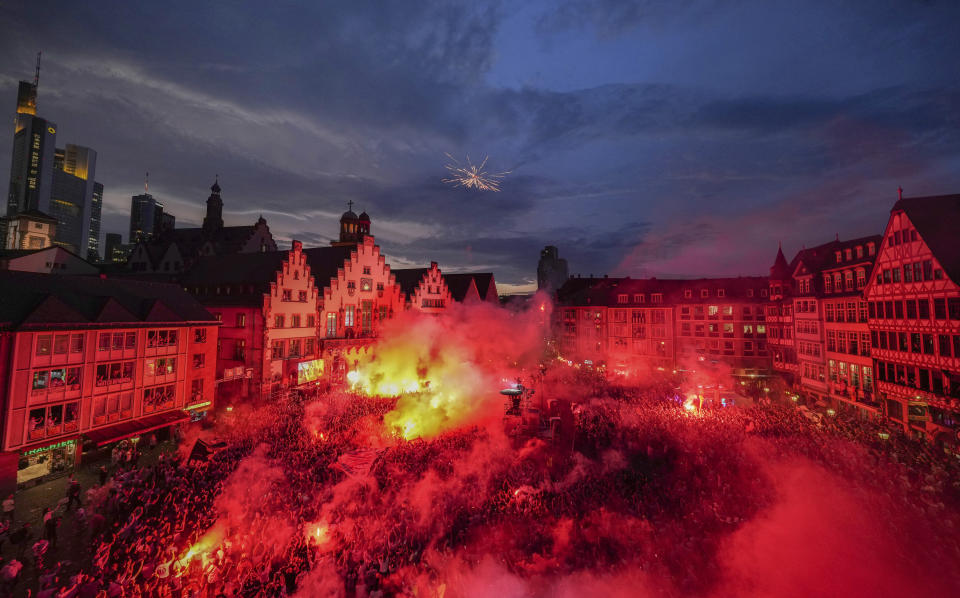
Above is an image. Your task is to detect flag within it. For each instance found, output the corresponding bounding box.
[188,439,210,462]
[333,448,379,479]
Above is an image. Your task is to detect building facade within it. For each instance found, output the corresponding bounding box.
[392,262,453,314]
[865,194,960,445]
[0,272,218,494]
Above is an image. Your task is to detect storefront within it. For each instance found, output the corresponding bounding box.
[17,438,79,488]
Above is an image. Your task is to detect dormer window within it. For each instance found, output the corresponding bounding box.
[844,248,852,261]
[717,289,725,297]
[618,294,628,304]
[867,242,875,255]
[855,246,863,258]
[684,290,692,299]
[634,294,644,303]
[835,251,842,263]
[700,289,708,298]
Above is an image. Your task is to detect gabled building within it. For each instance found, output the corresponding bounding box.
[0,245,99,275]
[392,262,453,313]
[865,193,960,444]
[182,241,323,401]
[183,212,407,398]
[127,180,277,275]
[0,271,218,494]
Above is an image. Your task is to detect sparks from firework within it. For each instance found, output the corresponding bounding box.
[442,153,509,192]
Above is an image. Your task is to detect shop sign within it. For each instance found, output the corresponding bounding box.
[185,401,212,411]
[23,438,75,457]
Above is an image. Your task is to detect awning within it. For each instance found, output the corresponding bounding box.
[84,410,189,447]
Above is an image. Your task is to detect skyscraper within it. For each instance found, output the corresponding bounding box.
[129,192,165,243]
[88,181,103,260]
[49,144,97,255]
[7,79,57,219]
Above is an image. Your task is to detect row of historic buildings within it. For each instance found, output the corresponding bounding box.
[550,192,960,447]
[0,188,497,494]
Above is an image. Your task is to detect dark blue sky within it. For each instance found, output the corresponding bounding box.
[2,0,959,292]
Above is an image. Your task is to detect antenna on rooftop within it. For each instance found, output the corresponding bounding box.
[145,171,149,193]
[34,52,41,87]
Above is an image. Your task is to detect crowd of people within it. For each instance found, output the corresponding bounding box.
[1,367,959,597]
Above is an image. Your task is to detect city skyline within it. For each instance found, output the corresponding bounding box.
[1,1,959,292]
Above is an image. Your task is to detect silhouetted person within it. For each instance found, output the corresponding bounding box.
[66,477,81,510]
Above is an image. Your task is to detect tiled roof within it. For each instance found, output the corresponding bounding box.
[302,246,356,287]
[556,276,769,307]
[892,194,960,284]
[0,271,216,330]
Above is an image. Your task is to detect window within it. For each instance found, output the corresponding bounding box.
[306,315,315,328]
[69,334,84,354]
[618,294,628,304]
[933,298,946,320]
[361,301,373,332]
[146,357,177,377]
[146,330,178,348]
[717,289,725,297]
[856,269,866,289]
[192,353,205,369]
[215,313,222,322]
[53,335,69,354]
[634,294,645,303]
[904,264,913,283]
[700,289,708,298]
[950,298,960,320]
[824,275,832,293]
[288,339,301,358]
[651,294,662,304]
[906,300,917,320]
[363,266,372,275]
[272,340,284,359]
[237,313,246,327]
[291,314,301,328]
[684,290,692,299]
[298,290,308,302]
[190,379,204,402]
[194,328,207,343]
[939,335,952,358]
[326,313,337,337]
[845,248,852,261]
[274,315,284,328]
[234,340,246,361]
[305,338,315,355]
[36,334,52,356]
[918,299,930,320]
[95,361,134,386]
[835,251,842,263]
[282,289,292,301]
[379,306,388,321]
[143,384,176,413]
[345,305,355,327]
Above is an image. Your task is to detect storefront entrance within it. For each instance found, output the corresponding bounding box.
[17,438,78,488]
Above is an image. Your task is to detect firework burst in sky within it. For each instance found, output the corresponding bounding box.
[442,153,510,192]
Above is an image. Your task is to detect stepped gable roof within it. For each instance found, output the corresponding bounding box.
[470,273,495,297]
[0,271,215,330]
[391,268,430,297]
[892,193,960,284]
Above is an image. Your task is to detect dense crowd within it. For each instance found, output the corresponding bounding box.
[2,369,960,597]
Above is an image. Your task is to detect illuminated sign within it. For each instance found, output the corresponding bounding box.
[47,126,56,134]
[298,359,324,385]
[185,401,212,411]
[23,438,75,457]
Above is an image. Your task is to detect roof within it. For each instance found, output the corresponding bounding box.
[182,250,289,287]
[556,276,769,307]
[180,245,356,306]
[0,271,217,330]
[13,209,58,224]
[0,248,45,260]
[789,234,883,296]
[892,194,960,284]
[770,245,791,280]
[443,273,479,302]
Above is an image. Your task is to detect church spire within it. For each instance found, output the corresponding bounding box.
[203,176,224,234]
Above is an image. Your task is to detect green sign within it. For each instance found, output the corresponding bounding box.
[23,438,75,457]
